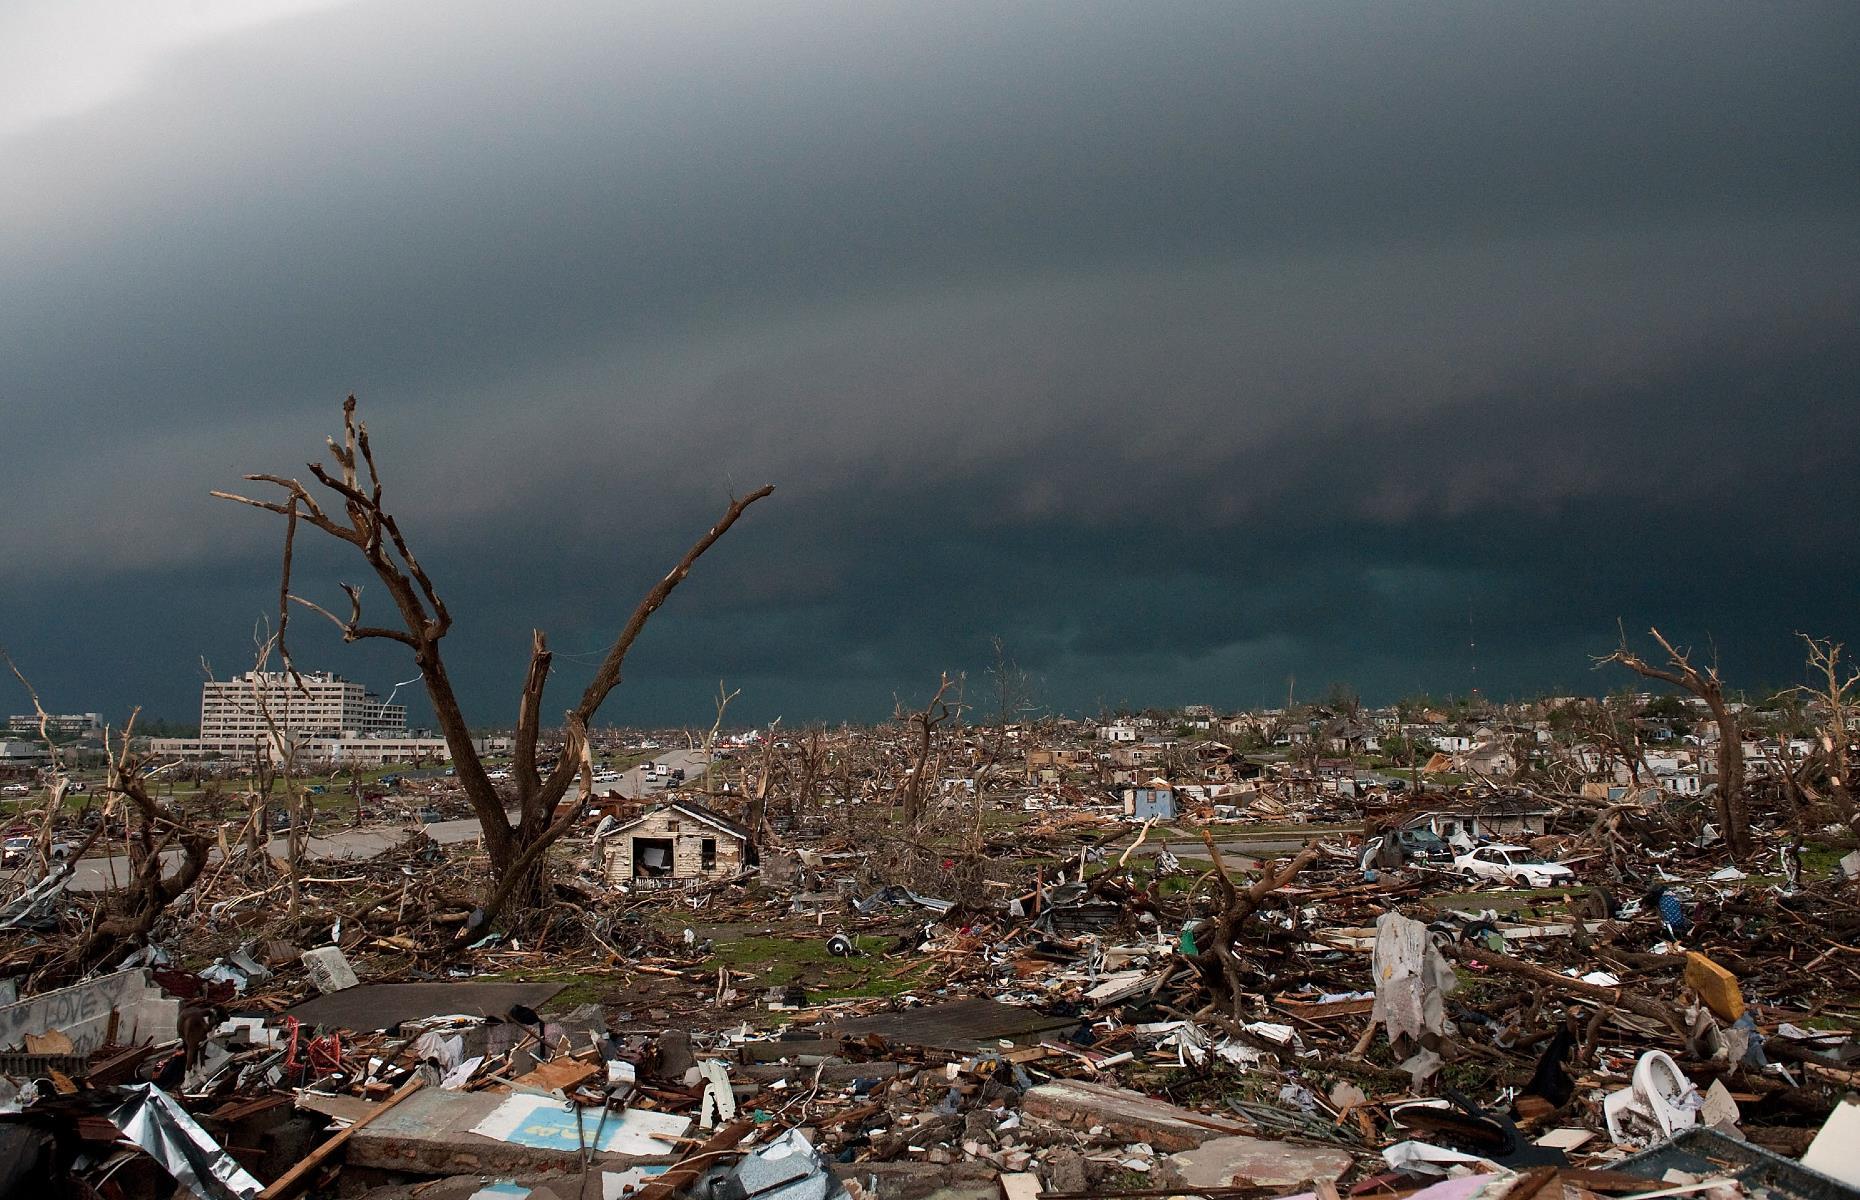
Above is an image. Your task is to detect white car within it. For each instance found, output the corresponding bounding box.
[2,836,72,865]
[1453,845,1574,888]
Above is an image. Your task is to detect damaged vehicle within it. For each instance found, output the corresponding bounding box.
[1453,843,1574,888]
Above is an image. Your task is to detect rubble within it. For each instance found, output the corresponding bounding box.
[1020,1078,1246,1151]
[0,698,1857,1200]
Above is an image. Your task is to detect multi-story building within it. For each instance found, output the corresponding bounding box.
[199,671,406,740]
[150,671,448,764]
[6,712,102,739]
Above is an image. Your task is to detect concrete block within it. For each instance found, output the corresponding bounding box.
[0,969,161,1055]
[301,946,360,993]
[124,996,180,1046]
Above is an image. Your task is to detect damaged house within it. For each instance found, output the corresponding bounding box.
[598,800,754,887]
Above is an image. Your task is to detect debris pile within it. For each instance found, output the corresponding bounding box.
[1,707,1858,1200]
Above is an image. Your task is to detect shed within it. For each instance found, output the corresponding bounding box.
[599,800,753,888]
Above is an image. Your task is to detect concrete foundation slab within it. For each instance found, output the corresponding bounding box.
[285,981,565,1031]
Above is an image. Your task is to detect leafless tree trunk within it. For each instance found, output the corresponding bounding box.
[2,649,74,873]
[697,681,741,802]
[217,396,772,934]
[1600,626,1750,860]
[1796,634,1857,826]
[244,630,311,921]
[896,673,959,827]
[740,716,781,840]
[55,715,211,980]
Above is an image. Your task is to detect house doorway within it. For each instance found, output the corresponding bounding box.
[634,837,675,878]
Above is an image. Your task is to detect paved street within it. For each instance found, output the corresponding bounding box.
[67,748,712,892]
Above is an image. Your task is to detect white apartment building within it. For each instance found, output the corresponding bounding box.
[200,671,406,740]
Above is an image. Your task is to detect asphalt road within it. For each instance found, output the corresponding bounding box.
[66,747,713,893]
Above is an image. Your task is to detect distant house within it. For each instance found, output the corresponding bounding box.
[1098,724,1139,743]
[1122,781,1177,821]
[1323,721,1382,754]
[1459,741,1517,778]
[599,800,753,888]
[0,741,51,765]
[1405,796,1552,850]
[1657,768,1703,796]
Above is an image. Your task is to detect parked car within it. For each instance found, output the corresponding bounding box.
[1453,844,1574,888]
[1383,822,1450,859]
[2,836,73,865]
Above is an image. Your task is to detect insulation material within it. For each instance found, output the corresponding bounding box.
[1369,912,1457,1041]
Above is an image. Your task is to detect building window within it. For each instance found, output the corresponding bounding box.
[701,838,717,870]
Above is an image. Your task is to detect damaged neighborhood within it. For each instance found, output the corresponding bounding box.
[7,5,1860,1200]
[6,424,1860,1200]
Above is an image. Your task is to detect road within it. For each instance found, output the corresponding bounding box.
[66,748,713,892]
[589,747,712,801]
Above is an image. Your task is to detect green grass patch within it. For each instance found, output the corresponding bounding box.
[478,967,633,1009]
[1801,838,1855,880]
[704,934,931,1000]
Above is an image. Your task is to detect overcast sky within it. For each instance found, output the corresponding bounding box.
[3,1,1858,728]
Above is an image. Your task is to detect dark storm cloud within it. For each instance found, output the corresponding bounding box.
[1,1,1857,724]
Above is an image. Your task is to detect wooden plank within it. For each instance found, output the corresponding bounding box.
[292,1092,378,1124]
[258,1077,423,1200]
[628,1118,755,1200]
[513,1056,600,1093]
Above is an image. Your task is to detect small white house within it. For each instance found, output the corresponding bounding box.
[599,800,753,888]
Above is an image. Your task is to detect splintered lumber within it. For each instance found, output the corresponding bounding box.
[627,1117,755,1200]
[258,1077,424,1200]
[512,1055,601,1093]
[1446,942,1686,1036]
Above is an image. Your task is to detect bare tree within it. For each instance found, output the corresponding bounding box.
[1563,693,1650,786]
[217,396,771,932]
[1600,626,1749,860]
[1795,633,1858,825]
[896,672,960,826]
[741,717,782,841]
[242,629,314,921]
[42,714,212,982]
[2,649,74,873]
